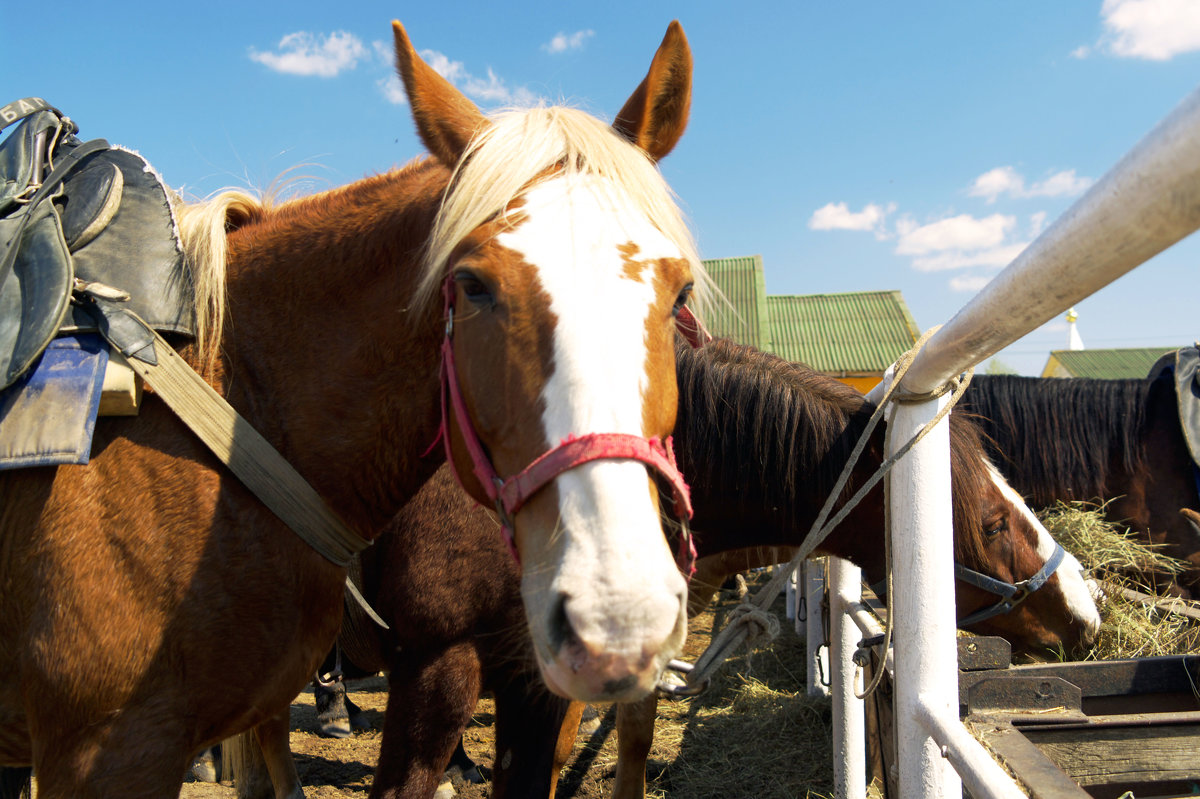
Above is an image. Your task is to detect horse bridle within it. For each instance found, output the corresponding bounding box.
[436,273,698,575]
[953,540,1067,627]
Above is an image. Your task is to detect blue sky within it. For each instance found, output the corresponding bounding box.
[5,1,1198,375]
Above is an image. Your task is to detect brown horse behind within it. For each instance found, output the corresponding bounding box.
[962,372,1200,595]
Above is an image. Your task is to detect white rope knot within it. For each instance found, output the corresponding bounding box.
[726,602,781,649]
[891,372,968,404]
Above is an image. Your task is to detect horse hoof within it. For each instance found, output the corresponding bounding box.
[433,778,456,799]
[191,751,218,783]
[446,763,485,785]
[349,710,371,732]
[578,704,602,734]
[318,720,352,739]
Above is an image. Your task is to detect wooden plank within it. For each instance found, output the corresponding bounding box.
[966,720,1091,799]
[1024,721,1200,787]
[959,655,1200,705]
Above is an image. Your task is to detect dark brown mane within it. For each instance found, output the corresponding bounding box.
[961,374,1151,506]
[674,338,995,569]
[674,338,870,525]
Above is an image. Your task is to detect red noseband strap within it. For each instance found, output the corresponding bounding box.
[437,275,696,575]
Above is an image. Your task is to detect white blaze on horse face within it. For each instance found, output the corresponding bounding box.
[495,173,687,700]
[986,463,1101,637]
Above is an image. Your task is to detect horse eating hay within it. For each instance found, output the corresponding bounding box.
[0,19,705,797]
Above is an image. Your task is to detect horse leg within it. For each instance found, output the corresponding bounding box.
[253,711,303,799]
[611,693,659,799]
[369,641,482,799]
[551,701,586,795]
[488,675,579,799]
[218,711,301,799]
[314,676,352,738]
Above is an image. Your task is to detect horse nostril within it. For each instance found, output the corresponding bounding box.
[548,591,575,654]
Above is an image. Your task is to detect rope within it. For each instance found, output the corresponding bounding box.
[681,326,975,692]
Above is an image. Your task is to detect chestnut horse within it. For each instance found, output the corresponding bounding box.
[961,373,1200,595]
[222,339,1100,799]
[0,20,705,797]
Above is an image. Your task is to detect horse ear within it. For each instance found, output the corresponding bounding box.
[392,21,489,167]
[613,20,693,162]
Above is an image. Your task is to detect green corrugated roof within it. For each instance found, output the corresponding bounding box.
[1046,347,1176,379]
[766,291,920,374]
[700,255,769,349]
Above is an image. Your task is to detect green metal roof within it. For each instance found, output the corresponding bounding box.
[699,255,769,349]
[1044,347,1176,379]
[766,290,920,374]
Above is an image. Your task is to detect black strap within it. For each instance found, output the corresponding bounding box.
[0,97,66,132]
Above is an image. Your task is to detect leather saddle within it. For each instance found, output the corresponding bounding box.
[1148,343,1200,469]
[0,97,194,391]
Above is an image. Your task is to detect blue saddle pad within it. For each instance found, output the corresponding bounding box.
[0,333,108,469]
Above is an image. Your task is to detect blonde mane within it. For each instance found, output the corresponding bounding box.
[418,105,712,310]
[166,106,711,373]
[172,189,267,371]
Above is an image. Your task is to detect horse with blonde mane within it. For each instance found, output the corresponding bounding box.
[0,20,705,798]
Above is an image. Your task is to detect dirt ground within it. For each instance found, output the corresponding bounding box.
[177,571,835,799]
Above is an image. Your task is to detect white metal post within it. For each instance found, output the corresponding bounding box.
[806,558,831,697]
[829,556,866,799]
[888,392,961,799]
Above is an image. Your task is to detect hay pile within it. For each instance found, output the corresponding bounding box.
[1040,501,1200,659]
[556,577,836,799]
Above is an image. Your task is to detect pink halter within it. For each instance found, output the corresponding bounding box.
[436,274,698,575]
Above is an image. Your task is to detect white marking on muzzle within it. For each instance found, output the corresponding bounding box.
[987,463,1101,638]
[496,173,687,698]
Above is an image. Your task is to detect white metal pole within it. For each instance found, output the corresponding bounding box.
[889,392,961,799]
[806,558,831,698]
[830,556,866,799]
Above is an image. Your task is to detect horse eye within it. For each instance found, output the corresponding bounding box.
[455,272,494,308]
[672,283,693,317]
[984,519,1007,538]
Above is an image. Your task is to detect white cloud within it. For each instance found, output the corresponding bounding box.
[1071,45,1092,59]
[949,274,994,293]
[1100,0,1200,60]
[415,49,537,106]
[1030,169,1092,198]
[377,75,407,105]
[895,213,1015,256]
[1029,210,1048,238]
[249,31,367,77]
[968,167,1092,203]
[543,30,595,54]
[968,167,1025,203]
[808,201,894,236]
[910,242,1027,272]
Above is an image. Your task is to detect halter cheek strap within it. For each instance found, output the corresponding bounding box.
[437,274,697,574]
[954,540,1067,628]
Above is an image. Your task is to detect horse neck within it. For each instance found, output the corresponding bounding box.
[675,340,887,575]
[215,162,450,534]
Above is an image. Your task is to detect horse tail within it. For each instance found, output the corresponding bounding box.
[173,189,266,373]
[218,729,277,796]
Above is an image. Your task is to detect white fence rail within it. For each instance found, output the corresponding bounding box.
[828,83,1200,799]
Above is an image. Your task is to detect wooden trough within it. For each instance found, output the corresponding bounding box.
[865,629,1200,799]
